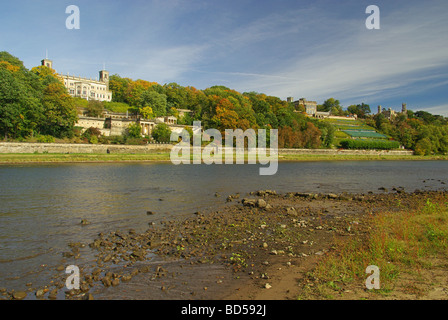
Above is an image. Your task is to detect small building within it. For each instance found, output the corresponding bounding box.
[177,109,193,118]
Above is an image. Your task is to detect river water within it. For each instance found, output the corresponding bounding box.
[0,161,447,292]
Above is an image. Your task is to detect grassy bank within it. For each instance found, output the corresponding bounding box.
[1,152,447,164]
[299,193,448,299]
[0,153,173,164]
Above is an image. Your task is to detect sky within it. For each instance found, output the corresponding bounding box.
[1,0,448,115]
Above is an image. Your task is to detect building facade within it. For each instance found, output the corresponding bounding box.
[41,58,113,102]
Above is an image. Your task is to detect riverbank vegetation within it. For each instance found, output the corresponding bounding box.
[299,192,448,299]
[1,152,447,165]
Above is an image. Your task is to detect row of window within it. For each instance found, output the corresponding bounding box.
[68,89,111,100]
[65,82,107,91]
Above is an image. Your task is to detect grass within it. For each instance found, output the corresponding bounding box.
[1,152,447,164]
[299,194,448,299]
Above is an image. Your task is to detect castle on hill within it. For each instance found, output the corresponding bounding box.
[41,58,113,102]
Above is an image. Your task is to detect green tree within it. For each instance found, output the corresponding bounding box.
[39,82,78,138]
[0,64,43,139]
[151,123,172,143]
[140,90,167,117]
[139,106,154,119]
[85,100,104,117]
[321,98,343,115]
[126,123,142,138]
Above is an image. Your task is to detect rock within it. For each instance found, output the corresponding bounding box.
[12,291,27,300]
[327,193,338,199]
[121,275,132,282]
[101,277,111,287]
[48,289,58,300]
[242,198,267,208]
[256,199,267,208]
[83,293,94,300]
[264,283,272,289]
[242,198,257,207]
[146,211,155,215]
[80,219,91,226]
[56,265,65,272]
[35,289,46,298]
[286,207,297,216]
[111,279,120,287]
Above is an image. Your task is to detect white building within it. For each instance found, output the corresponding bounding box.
[41,58,113,102]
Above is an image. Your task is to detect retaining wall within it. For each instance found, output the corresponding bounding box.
[0,142,414,156]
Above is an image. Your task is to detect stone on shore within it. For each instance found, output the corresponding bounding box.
[12,291,27,300]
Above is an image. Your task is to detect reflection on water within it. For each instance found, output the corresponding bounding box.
[0,161,447,290]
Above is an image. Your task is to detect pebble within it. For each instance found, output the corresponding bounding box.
[264,283,272,289]
[12,291,27,300]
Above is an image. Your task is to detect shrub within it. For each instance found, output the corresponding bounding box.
[151,123,172,143]
[126,123,142,139]
[339,139,400,150]
[36,135,55,143]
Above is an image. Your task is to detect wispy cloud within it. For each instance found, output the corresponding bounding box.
[203,2,448,109]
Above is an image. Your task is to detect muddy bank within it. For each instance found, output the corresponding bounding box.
[1,189,446,300]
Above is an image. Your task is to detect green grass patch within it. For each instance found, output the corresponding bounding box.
[300,194,448,299]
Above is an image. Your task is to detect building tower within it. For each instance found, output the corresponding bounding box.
[41,58,53,69]
[99,69,110,90]
[402,103,407,114]
[378,105,382,114]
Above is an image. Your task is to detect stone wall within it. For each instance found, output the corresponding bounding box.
[0,142,172,154]
[0,142,414,156]
[278,148,414,156]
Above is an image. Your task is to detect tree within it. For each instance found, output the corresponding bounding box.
[151,123,172,143]
[0,60,43,139]
[321,98,343,115]
[140,90,167,117]
[86,100,104,117]
[126,123,142,138]
[39,82,78,138]
[347,103,371,118]
[139,106,154,119]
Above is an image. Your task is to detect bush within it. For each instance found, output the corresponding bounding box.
[151,123,172,143]
[36,135,55,143]
[126,123,142,139]
[339,139,400,150]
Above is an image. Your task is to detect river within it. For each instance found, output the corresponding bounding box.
[0,160,447,293]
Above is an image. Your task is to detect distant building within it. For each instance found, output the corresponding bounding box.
[41,58,113,102]
[290,97,329,119]
[377,103,408,120]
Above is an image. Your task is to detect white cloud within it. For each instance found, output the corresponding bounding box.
[422,104,448,117]
[207,2,448,107]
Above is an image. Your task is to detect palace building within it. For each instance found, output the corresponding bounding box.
[41,58,113,102]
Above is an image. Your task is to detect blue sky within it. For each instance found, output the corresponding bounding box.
[1,0,448,115]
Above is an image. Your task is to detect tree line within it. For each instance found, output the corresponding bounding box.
[1,51,447,154]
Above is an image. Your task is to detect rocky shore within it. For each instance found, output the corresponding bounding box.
[1,188,446,300]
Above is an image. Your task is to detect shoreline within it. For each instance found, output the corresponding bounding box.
[1,153,448,165]
[3,189,447,300]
